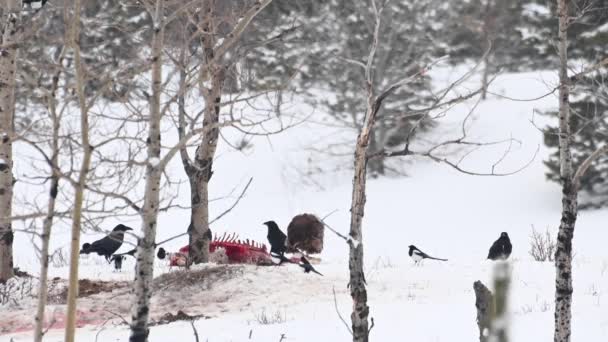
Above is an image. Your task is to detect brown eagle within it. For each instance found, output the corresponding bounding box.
[286,213,324,254]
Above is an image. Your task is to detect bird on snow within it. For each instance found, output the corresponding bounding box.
[79,224,133,262]
[298,256,323,276]
[408,245,448,265]
[487,232,512,260]
[263,220,287,260]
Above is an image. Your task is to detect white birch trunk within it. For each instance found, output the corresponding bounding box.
[34,64,62,341]
[129,1,164,340]
[64,0,92,340]
[554,1,577,341]
[0,0,20,283]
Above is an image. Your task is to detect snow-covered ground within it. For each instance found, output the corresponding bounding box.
[2,70,608,341]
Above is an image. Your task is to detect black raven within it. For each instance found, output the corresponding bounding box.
[487,232,512,260]
[263,220,287,259]
[80,224,133,262]
[408,245,448,265]
[299,256,323,276]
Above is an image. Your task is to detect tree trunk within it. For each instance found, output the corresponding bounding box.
[554,1,576,341]
[473,280,493,342]
[64,0,92,340]
[480,55,490,100]
[491,262,510,342]
[0,0,20,283]
[348,84,382,342]
[129,1,164,341]
[189,4,224,264]
[34,61,63,342]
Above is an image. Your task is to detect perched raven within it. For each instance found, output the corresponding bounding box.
[408,245,448,265]
[487,232,512,260]
[263,220,287,259]
[299,256,323,276]
[80,224,133,262]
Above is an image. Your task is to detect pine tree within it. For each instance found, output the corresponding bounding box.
[17,0,149,115]
[538,0,608,208]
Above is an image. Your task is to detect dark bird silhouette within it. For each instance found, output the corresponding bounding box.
[157,247,167,260]
[408,245,448,265]
[79,224,133,262]
[299,256,323,276]
[263,221,287,259]
[487,232,512,260]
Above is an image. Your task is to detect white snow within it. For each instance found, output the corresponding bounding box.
[149,157,161,167]
[2,69,608,341]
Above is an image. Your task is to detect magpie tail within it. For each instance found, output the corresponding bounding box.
[428,256,448,261]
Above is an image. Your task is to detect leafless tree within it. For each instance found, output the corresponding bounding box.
[0,0,21,283]
[63,0,93,339]
[337,1,535,341]
[552,1,608,341]
[174,0,274,264]
[129,0,164,340]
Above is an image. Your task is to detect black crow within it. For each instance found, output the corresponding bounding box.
[263,220,287,258]
[299,256,323,276]
[408,245,448,265]
[80,224,133,262]
[487,232,512,260]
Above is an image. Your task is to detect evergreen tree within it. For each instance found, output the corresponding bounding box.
[17,0,149,116]
[537,0,608,208]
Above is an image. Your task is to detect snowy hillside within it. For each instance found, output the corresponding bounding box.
[2,71,608,341]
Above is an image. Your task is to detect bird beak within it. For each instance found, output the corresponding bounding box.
[126,227,133,231]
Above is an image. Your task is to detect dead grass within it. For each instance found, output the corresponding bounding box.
[153,264,244,292]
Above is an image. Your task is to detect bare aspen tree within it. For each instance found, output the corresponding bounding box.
[181,0,273,264]
[553,1,577,340]
[33,47,65,342]
[340,1,533,340]
[130,0,164,340]
[64,0,93,340]
[552,1,608,341]
[0,0,21,283]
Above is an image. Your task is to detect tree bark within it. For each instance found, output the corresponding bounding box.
[34,58,63,342]
[347,76,383,342]
[129,1,164,340]
[554,1,576,341]
[0,0,20,283]
[188,2,223,265]
[64,0,92,340]
[473,280,493,342]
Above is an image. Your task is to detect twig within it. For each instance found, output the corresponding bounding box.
[333,286,353,335]
[368,317,375,334]
[321,209,339,221]
[156,177,253,246]
[94,319,112,342]
[103,309,129,326]
[190,320,200,342]
[209,177,253,224]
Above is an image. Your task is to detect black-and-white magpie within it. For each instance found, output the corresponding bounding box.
[299,256,323,276]
[408,245,448,265]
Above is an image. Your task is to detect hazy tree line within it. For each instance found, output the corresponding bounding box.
[0,1,606,342]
